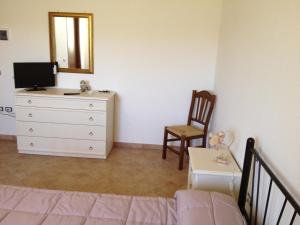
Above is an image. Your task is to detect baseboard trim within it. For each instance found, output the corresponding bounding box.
[0,135,161,150]
[0,134,16,141]
[114,142,162,150]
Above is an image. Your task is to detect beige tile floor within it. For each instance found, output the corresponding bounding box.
[0,140,188,197]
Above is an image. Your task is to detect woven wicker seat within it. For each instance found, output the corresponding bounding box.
[162,90,216,170]
[166,125,204,137]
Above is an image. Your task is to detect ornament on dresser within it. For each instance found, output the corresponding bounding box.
[80,80,91,92]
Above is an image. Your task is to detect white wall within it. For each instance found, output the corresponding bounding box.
[0,0,223,144]
[212,0,300,202]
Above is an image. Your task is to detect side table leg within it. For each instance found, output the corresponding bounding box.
[187,161,192,189]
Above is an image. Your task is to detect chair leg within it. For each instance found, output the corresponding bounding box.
[162,128,168,159]
[178,136,185,170]
[202,135,207,148]
[186,140,190,155]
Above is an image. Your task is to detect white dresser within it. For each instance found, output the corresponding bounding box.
[15,88,115,159]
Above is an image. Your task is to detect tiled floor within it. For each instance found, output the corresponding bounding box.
[0,140,188,197]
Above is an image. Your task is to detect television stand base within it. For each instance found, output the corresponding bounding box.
[25,87,47,91]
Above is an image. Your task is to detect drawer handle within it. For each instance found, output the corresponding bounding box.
[29,128,34,133]
[89,146,94,151]
[28,100,32,104]
[29,142,34,147]
[28,113,33,117]
[89,132,94,136]
[89,104,94,108]
[89,117,94,121]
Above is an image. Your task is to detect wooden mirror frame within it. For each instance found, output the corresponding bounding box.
[48,12,94,74]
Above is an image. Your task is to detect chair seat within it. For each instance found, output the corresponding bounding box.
[167,125,204,138]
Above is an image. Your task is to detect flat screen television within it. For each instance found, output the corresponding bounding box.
[14,62,57,91]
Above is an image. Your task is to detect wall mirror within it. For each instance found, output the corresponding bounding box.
[49,12,94,74]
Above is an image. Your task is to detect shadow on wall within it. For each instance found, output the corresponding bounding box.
[113,93,120,142]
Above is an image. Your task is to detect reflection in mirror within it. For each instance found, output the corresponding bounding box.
[49,12,93,74]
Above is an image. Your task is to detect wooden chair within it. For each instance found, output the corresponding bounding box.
[162,90,216,170]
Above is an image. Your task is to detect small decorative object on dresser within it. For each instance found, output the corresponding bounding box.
[187,147,242,200]
[80,80,91,92]
[15,88,115,159]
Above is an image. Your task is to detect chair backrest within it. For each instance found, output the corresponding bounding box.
[187,90,216,133]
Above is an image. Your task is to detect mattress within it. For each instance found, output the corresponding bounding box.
[0,185,245,225]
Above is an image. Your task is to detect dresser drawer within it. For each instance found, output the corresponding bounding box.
[15,106,106,126]
[15,96,106,111]
[17,136,106,156]
[16,121,106,141]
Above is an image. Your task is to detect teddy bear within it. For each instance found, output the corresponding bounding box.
[208,130,234,150]
[208,131,225,150]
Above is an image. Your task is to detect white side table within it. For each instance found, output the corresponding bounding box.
[188,147,242,200]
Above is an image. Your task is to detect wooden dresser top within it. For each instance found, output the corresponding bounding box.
[15,88,115,100]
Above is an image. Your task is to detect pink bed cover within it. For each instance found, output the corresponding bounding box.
[0,185,245,225]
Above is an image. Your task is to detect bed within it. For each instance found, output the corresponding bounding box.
[0,138,299,225]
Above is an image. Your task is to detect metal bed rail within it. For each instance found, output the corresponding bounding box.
[238,138,299,225]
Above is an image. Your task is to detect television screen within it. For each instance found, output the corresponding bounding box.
[14,62,56,91]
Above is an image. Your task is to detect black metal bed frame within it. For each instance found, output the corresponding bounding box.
[238,138,300,225]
